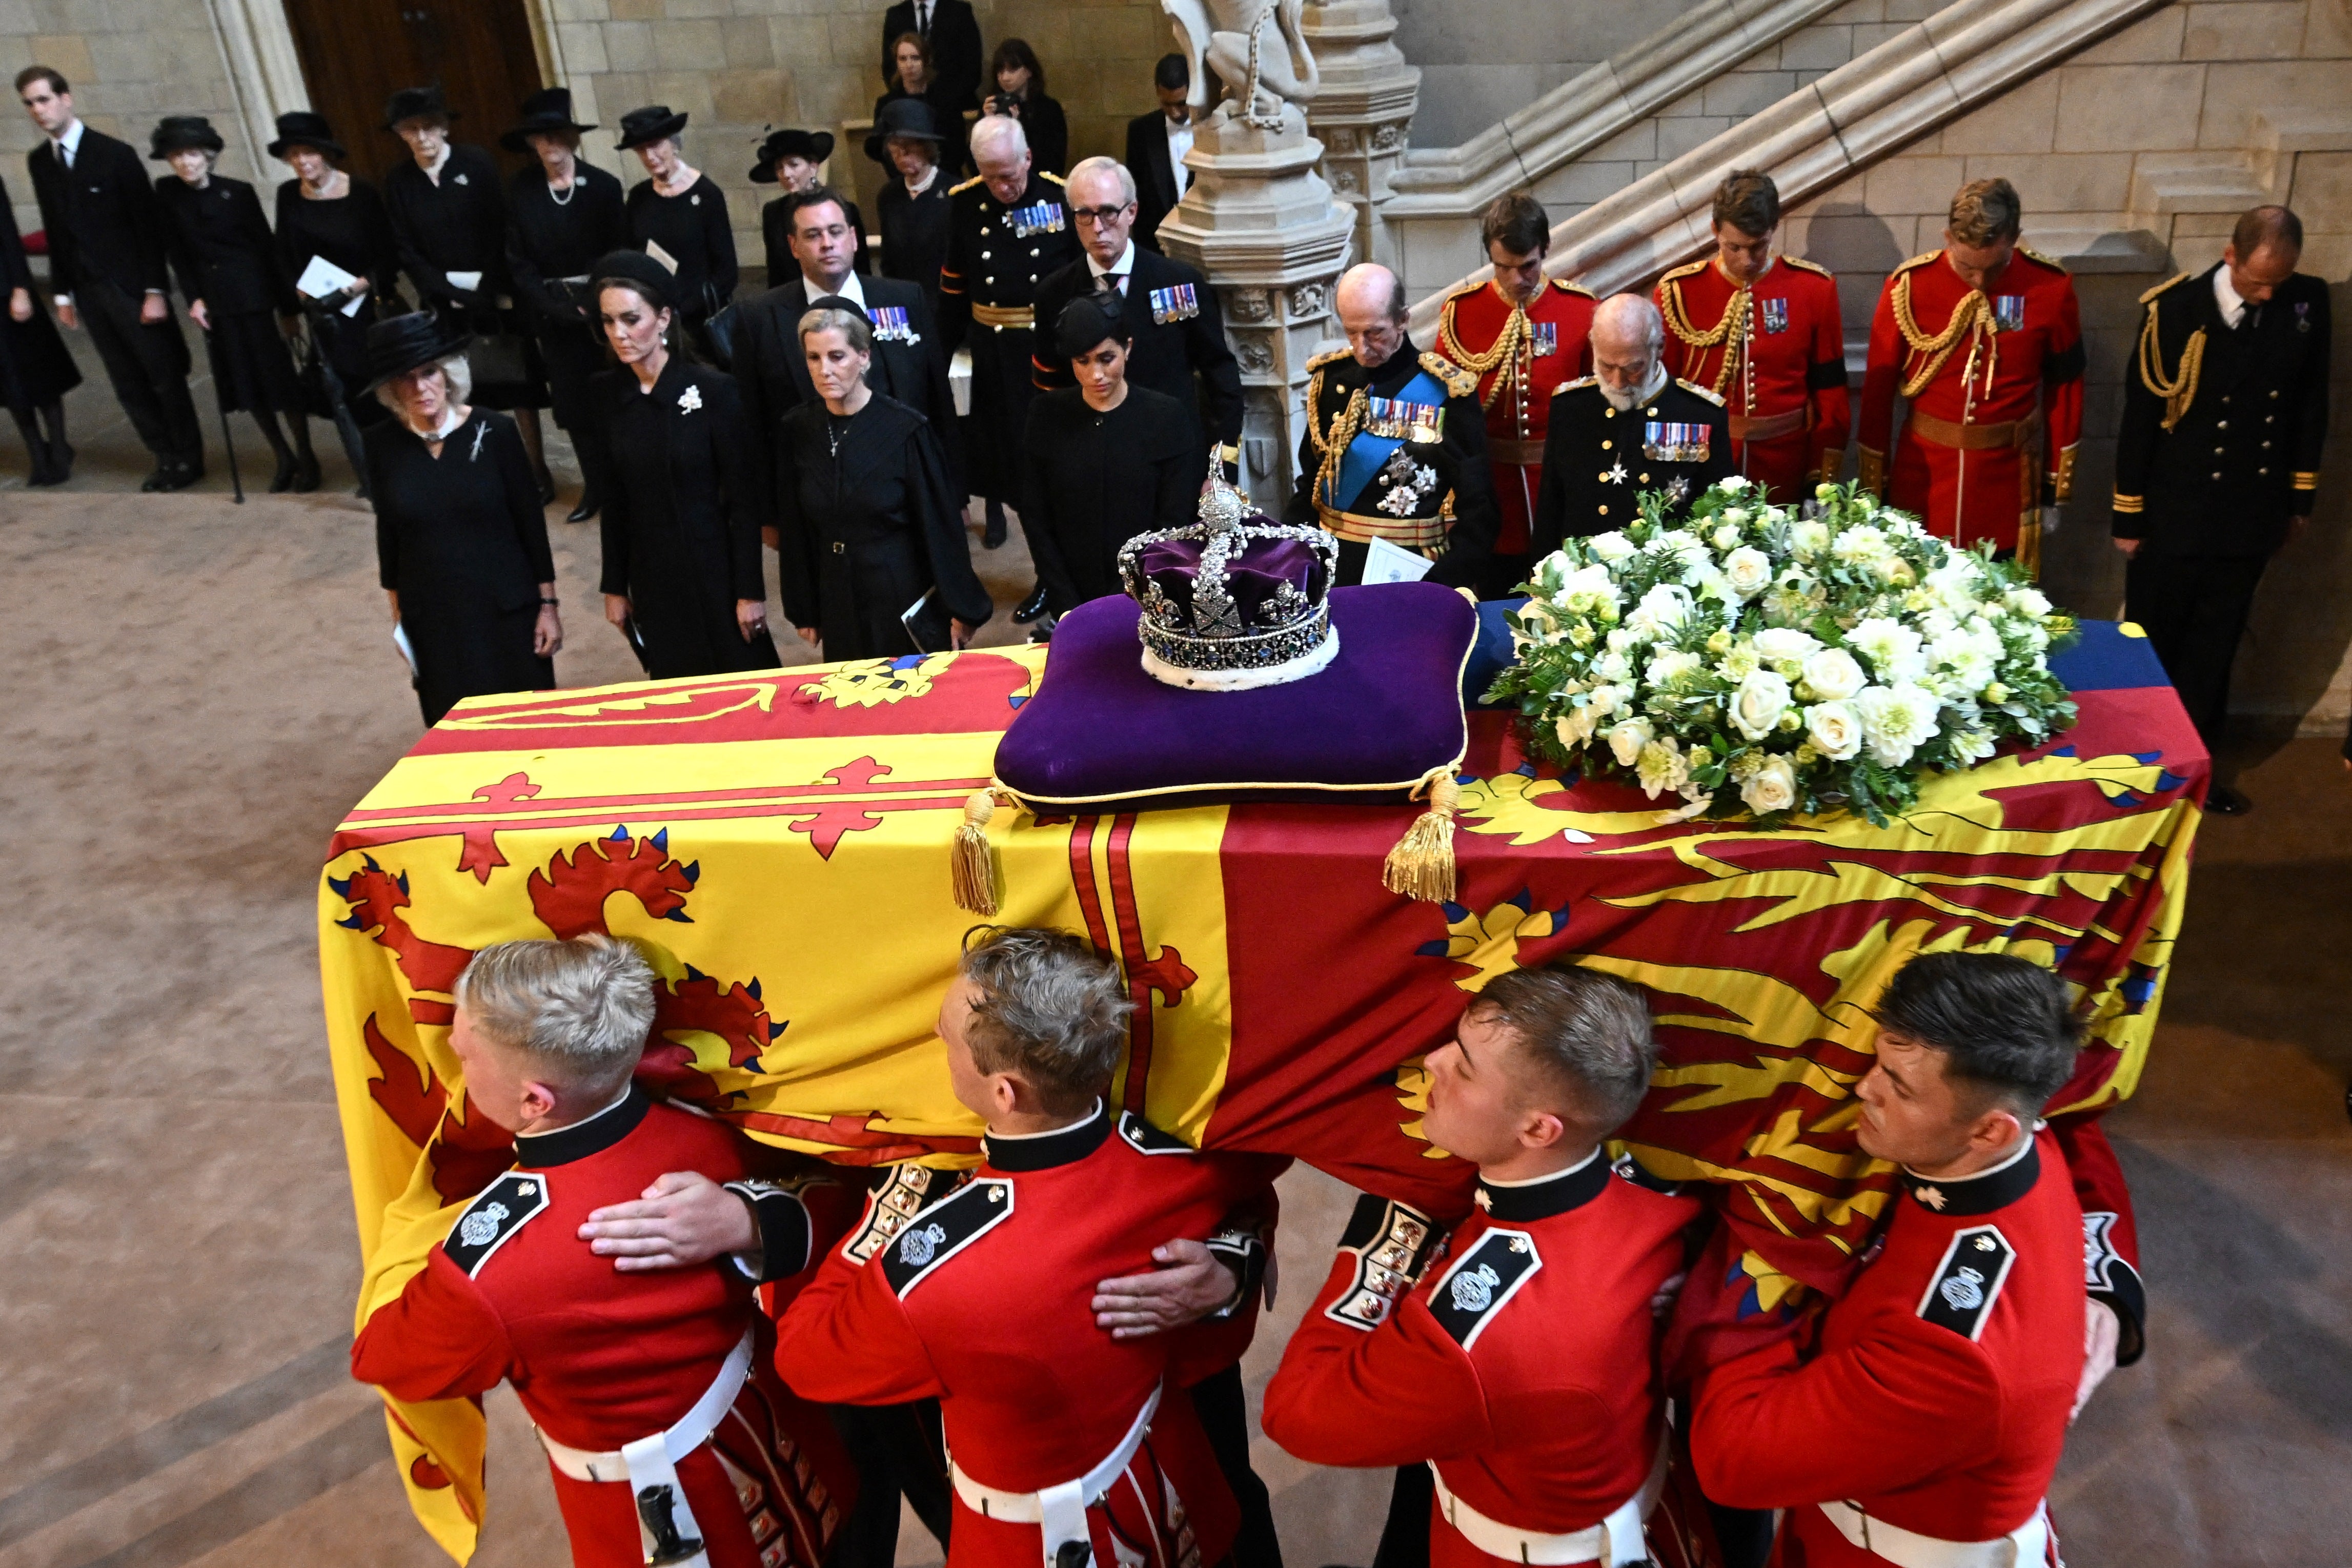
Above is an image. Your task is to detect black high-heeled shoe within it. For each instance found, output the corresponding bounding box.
[566,490,601,523]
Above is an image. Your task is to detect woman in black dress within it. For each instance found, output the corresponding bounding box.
[753,128,869,284]
[590,250,777,678]
[777,305,991,659]
[1021,293,1195,618]
[617,108,737,356]
[876,31,971,178]
[363,312,560,727]
[272,112,401,436]
[983,39,1067,177]
[0,171,79,485]
[865,100,951,315]
[152,116,319,493]
[501,88,627,525]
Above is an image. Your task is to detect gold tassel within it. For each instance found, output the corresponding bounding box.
[1383,772,1461,904]
[951,790,999,915]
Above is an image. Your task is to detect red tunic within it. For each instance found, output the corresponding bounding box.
[351,1090,861,1568]
[775,1106,1288,1568]
[1858,249,2084,569]
[1691,1128,2084,1566]
[1437,277,1597,556]
[1656,255,1851,504]
[1263,1156,1700,1568]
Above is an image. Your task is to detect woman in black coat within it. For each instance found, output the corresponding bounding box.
[777,303,992,659]
[590,250,778,678]
[0,171,79,484]
[752,128,869,285]
[271,111,401,434]
[152,116,319,492]
[866,99,952,315]
[877,30,972,178]
[501,89,628,524]
[984,39,1067,177]
[363,312,560,726]
[617,108,737,356]
[1021,293,1196,616]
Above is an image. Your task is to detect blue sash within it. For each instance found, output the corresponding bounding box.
[1327,367,1446,509]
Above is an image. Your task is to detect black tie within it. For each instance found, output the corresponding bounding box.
[918,1,931,35]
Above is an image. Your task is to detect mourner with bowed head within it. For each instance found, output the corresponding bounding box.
[501,88,628,525]
[754,128,870,285]
[618,108,737,355]
[591,251,777,678]
[981,38,1066,178]
[774,304,991,659]
[866,99,954,314]
[363,313,558,726]
[151,115,319,493]
[0,165,79,484]
[271,110,403,432]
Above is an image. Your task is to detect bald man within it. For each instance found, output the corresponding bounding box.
[1531,293,1733,557]
[1286,262,1499,589]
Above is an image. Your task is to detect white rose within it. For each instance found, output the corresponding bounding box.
[1849,617,1927,683]
[1557,708,1597,747]
[1647,648,1704,686]
[1717,474,1753,492]
[1607,718,1653,768]
[1595,651,1634,683]
[1588,530,1637,563]
[1803,700,1863,760]
[1721,546,1774,600]
[1729,669,1792,741]
[1739,753,1798,814]
[1854,683,1940,768]
[1635,736,1690,798]
[1800,647,1867,702]
[2005,586,2053,618]
[1712,523,1742,551]
[1753,626,1823,665]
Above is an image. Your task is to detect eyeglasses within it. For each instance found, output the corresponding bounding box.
[1071,203,1136,226]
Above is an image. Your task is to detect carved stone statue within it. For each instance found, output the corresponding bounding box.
[1163,0,1322,128]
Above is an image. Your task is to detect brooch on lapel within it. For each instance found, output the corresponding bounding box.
[1374,446,1438,517]
[690,193,700,205]
[454,172,468,186]
[677,384,703,413]
[2296,301,2312,333]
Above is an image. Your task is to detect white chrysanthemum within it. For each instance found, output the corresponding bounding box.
[1635,736,1690,798]
[1789,519,1831,559]
[1729,670,1792,740]
[1948,726,1997,766]
[1647,648,1704,686]
[1804,701,1863,760]
[1800,646,1867,702]
[1854,683,1940,767]
[1607,718,1653,768]
[1922,556,1982,615]
[1721,545,1774,600]
[1716,641,1761,681]
[1588,530,1637,563]
[1740,752,1798,814]
[1850,617,1927,682]
[1555,562,1621,616]
[1929,620,2001,688]
[1624,582,1695,641]
[1831,523,1893,566]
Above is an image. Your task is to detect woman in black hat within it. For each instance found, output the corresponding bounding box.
[589,250,777,678]
[982,39,1066,178]
[502,88,627,525]
[152,116,319,492]
[864,99,952,317]
[0,169,80,484]
[362,312,559,726]
[1020,292,1195,618]
[381,85,554,496]
[271,111,402,433]
[753,128,869,286]
[617,108,737,357]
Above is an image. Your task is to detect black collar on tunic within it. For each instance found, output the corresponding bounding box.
[1475,1147,1612,1221]
[1899,1130,2040,1216]
[1367,335,1427,396]
[516,1084,650,1167]
[982,1099,1112,1172]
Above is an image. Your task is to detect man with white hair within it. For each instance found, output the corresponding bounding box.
[1285,261,1500,589]
[1532,292,1733,558]
[941,115,1082,548]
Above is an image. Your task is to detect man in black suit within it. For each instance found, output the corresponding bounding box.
[1124,53,1195,252]
[2113,204,2330,816]
[16,66,203,490]
[880,0,983,118]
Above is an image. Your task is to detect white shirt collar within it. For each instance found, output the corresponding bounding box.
[1901,1119,2042,1185]
[1478,1145,1601,1187]
[2214,264,2248,329]
[807,268,866,310]
[1087,238,1138,283]
[53,118,84,160]
[985,1097,1104,1141]
[1165,117,1193,195]
[905,163,939,198]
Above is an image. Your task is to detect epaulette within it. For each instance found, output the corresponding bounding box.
[442,1171,549,1278]
[843,1163,962,1266]
[1442,277,1485,302]
[1658,258,1709,283]
[1894,249,1942,275]
[880,1177,1012,1297]
[1675,377,1728,407]
[1324,1193,1445,1332]
[1782,255,1833,277]
[1610,1147,1685,1196]
[1118,1111,1195,1155]
[948,174,984,196]
[1427,1228,1542,1350]
[2016,245,2069,275]
[1419,349,1478,399]
[2139,271,2193,307]
[1550,277,1597,298]
[1039,170,1066,186]
[1307,344,1354,371]
[1551,374,1598,397]
[1917,1223,2015,1342]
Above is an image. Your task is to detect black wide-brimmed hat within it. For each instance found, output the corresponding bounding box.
[384,85,456,132]
[267,110,343,161]
[864,98,944,164]
[748,127,835,184]
[616,105,688,151]
[148,115,225,159]
[362,311,471,394]
[590,248,679,311]
[500,87,596,153]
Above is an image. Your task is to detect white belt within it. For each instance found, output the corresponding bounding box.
[949,1380,1163,1568]
[1428,1432,1668,1567]
[1817,1499,2053,1568]
[535,1326,755,1567]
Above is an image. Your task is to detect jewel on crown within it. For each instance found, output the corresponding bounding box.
[1117,449,1342,691]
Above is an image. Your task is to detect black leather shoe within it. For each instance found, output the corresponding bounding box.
[566,491,601,523]
[983,501,1008,549]
[47,441,73,483]
[1011,583,1051,623]
[25,449,58,487]
[2204,784,2250,816]
[269,453,298,494]
[157,461,200,493]
[139,464,169,493]
[292,452,320,493]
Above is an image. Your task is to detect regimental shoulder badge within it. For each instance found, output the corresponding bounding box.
[1658,257,1709,284]
[1325,1193,1445,1333]
[2139,271,2192,307]
[881,1178,1013,1297]
[844,1164,964,1266]
[1418,350,1477,400]
[1118,1111,1195,1155]
[1442,278,1484,303]
[948,175,984,196]
[1307,345,1354,372]
[2081,1210,2123,1291]
[1673,377,1727,408]
[1426,1229,1542,1350]
[443,1171,549,1278]
[1894,249,1943,276]
[1783,255,1833,277]
[1552,375,1598,397]
[1917,1223,2016,1342]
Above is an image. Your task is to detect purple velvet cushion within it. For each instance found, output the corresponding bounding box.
[994,582,1476,809]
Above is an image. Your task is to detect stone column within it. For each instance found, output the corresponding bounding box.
[1301,0,1420,273]
[1158,106,1356,511]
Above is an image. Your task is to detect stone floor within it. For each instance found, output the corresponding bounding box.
[1,360,2348,1567]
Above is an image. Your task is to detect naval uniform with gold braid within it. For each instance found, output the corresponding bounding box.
[1655,254,1851,504]
[1437,276,1597,593]
[1531,375,1733,556]
[1283,337,1499,589]
[939,170,1083,506]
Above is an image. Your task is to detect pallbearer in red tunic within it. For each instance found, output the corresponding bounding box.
[350,935,859,1568]
[1656,170,1850,505]
[776,927,1287,1568]
[1858,177,2084,574]
[1264,965,1700,1568]
[1690,952,2090,1568]
[1437,191,1597,595]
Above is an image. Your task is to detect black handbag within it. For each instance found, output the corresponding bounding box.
[699,282,740,370]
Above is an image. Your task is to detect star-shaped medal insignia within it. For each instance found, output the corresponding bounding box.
[1604,460,1628,485]
[1915,1185,1947,1211]
[1666,476,1692,504]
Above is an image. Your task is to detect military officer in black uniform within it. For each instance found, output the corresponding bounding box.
[1284,262,1498,590]
[1533,292,1734,557]
[939,114,1081,547]
[2113,205,2328,817]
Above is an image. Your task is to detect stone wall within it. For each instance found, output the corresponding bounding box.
[1388,0,1707,147]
